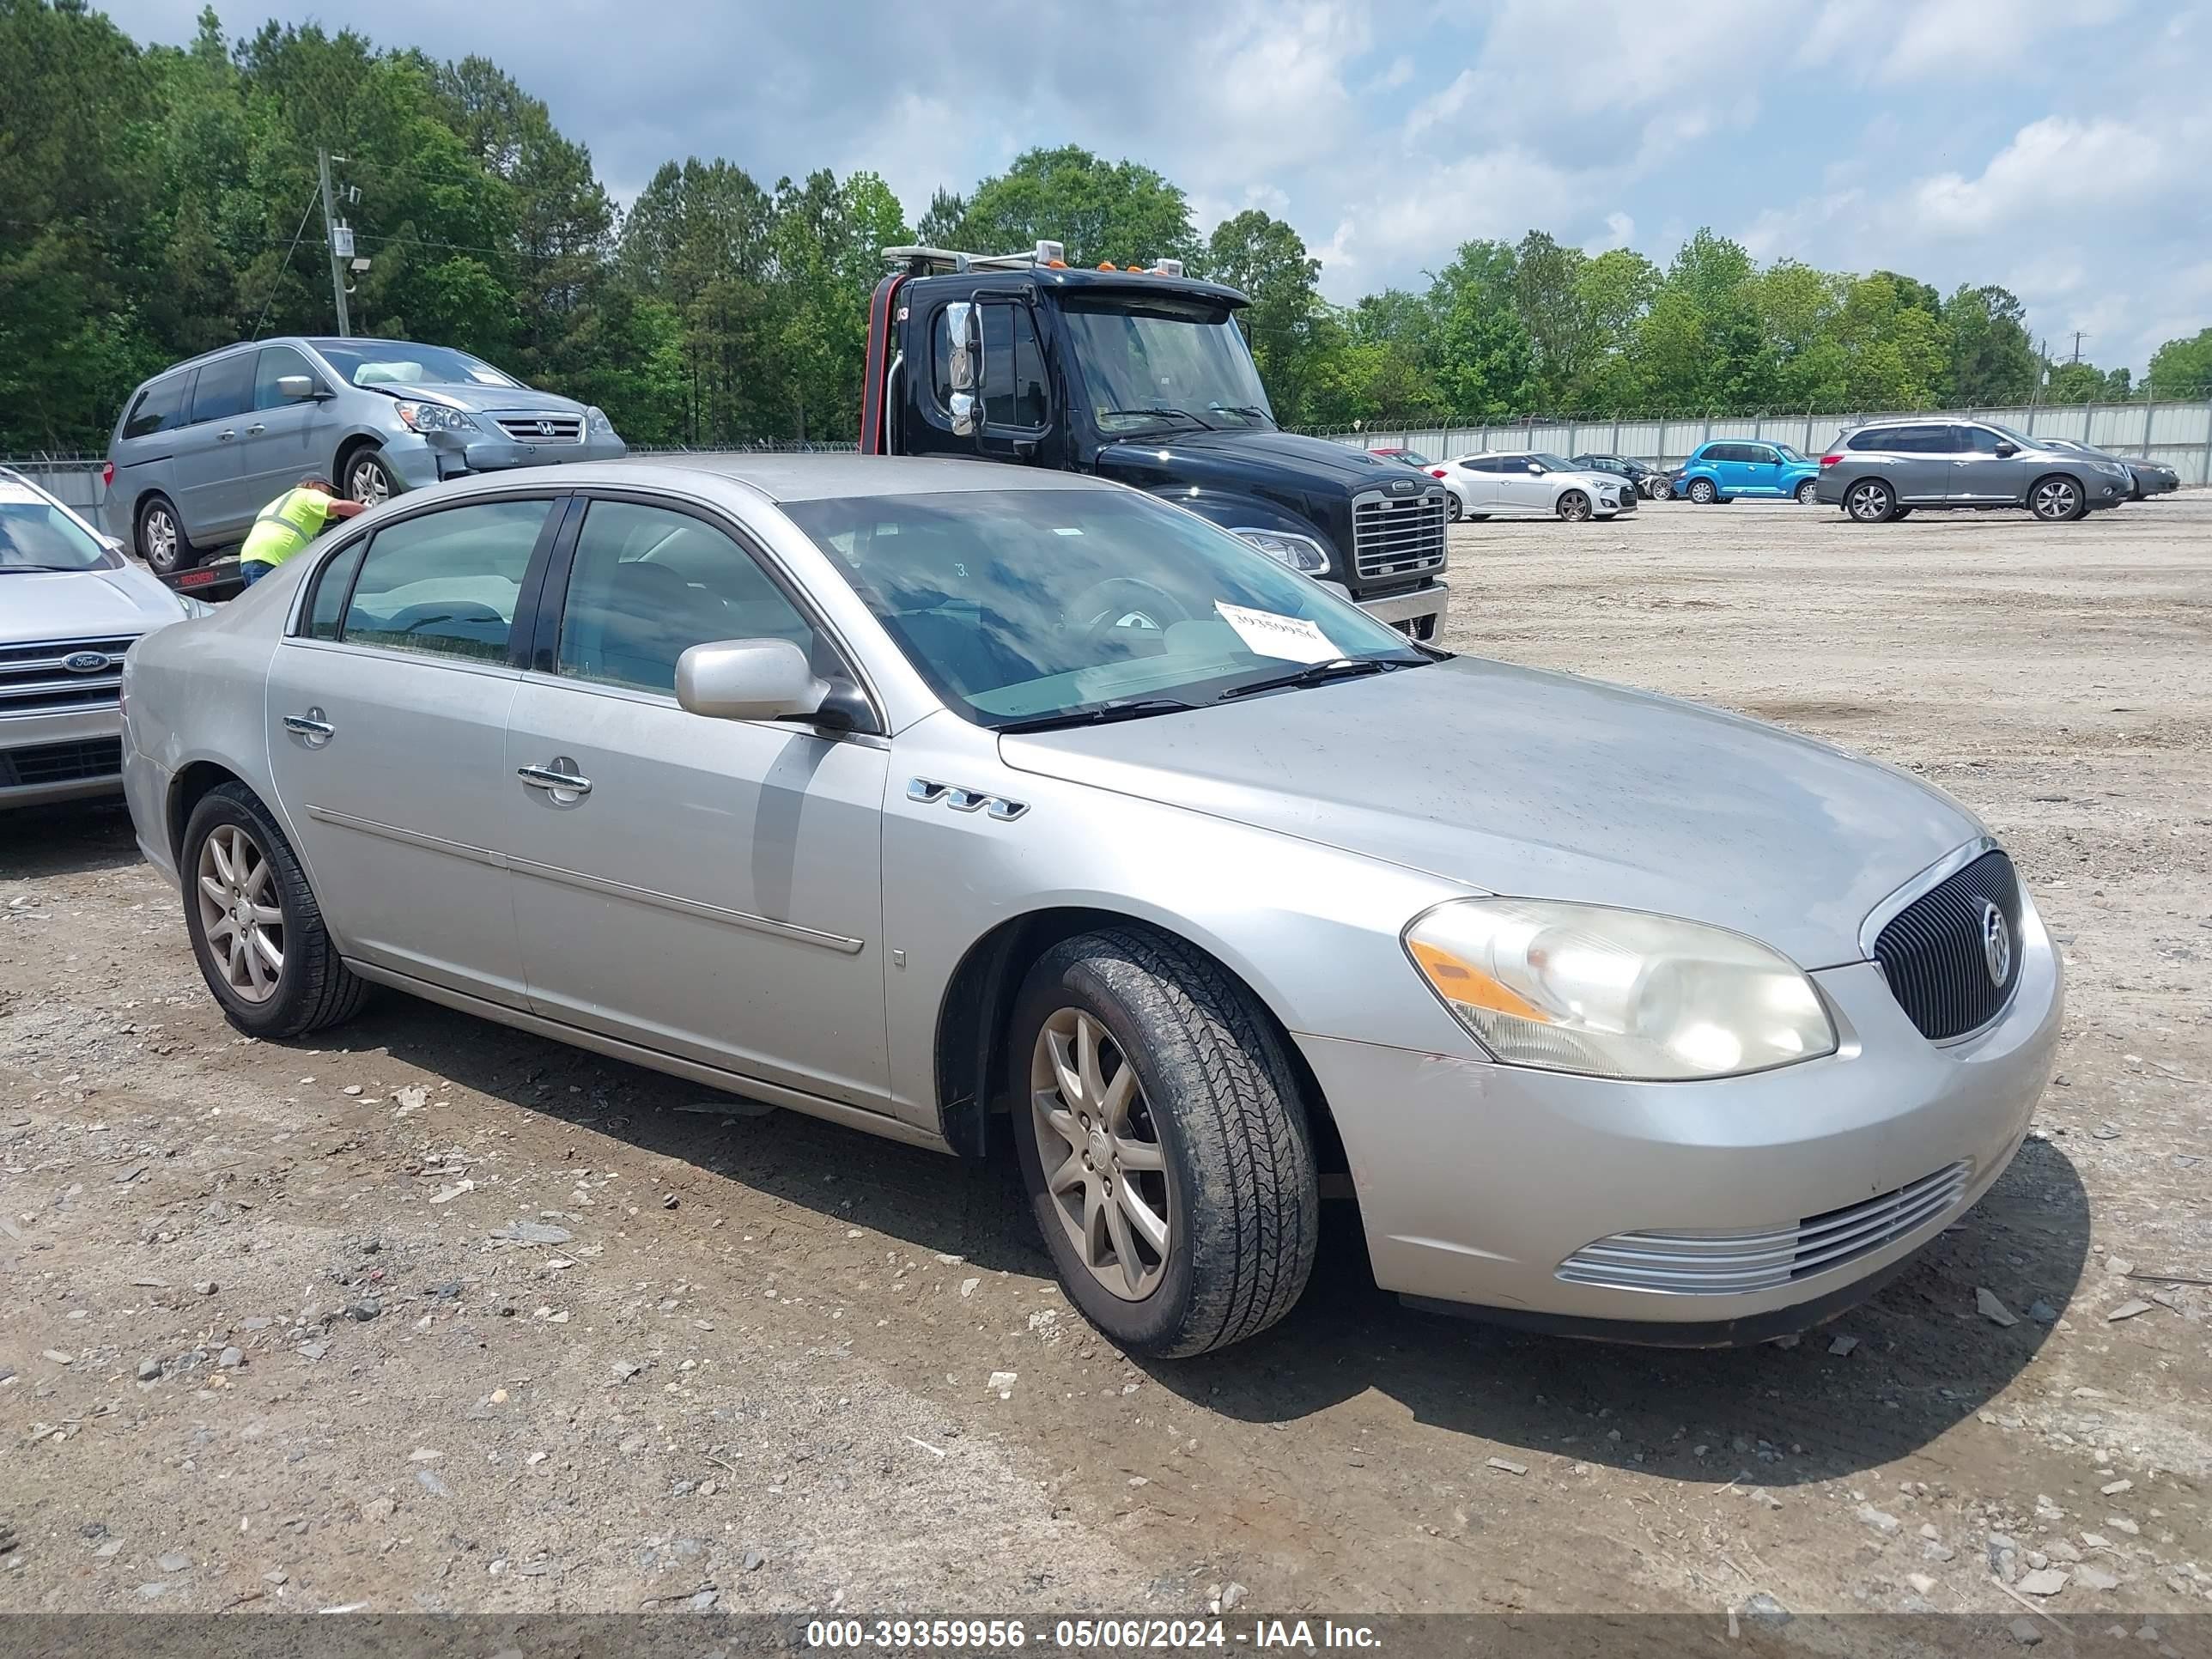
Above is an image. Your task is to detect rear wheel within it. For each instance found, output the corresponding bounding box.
[1686,477,1717,505]
[343,447,400,507]
[1008,928,1317,1357]
[181,783,369,1040]
[1796,478,1820,506]
[136,495,196,575]
[1447,494,1463,523]
[1556,489,1592,522]
[1844,478,1896,522]
[2028,474,2086,522]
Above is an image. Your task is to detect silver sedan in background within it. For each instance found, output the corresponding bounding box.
[118,457,2061,1354]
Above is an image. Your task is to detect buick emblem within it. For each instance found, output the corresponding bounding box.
[1980,902,2012,988]
[62,651,109,674]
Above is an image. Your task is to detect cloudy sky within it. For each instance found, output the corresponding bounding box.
[108,0,2212,374]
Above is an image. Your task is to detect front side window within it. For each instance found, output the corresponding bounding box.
[785,488,1425,728]
[981,303,1048,429]
[341,499,552,661]
[1773,443,1807,462]
[254,346,322,410]
[556,500,818,696]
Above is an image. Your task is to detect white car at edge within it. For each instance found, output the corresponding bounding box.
[1436,451,1639,523]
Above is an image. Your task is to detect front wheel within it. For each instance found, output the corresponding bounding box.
[343,447,401,507]
[1845,479,1896,522]
[1556,489,1592,522]
[181,783,370,1039]
[1008,929,1317,1358]
[1796,479,1820,506]
[1686,477,1717,505]
[2028,475,2086,522]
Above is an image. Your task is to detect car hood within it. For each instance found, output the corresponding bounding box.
[998,656,1983,969]
[0,564,186,646]
[1098,428,1426,495]
[359,381,589,416]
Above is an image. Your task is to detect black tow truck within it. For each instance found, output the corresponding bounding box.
[860,241,1449,640]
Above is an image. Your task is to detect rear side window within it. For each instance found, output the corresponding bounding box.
[121,375,191,440]
[340,499,554,661]
[303,539,368,641]
[189,354,255,425]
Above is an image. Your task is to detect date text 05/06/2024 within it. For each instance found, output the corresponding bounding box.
[802,1618,1384,1650]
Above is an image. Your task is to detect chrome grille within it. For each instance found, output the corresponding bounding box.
[0,635,133,716]
[494,412,584,443]
[1873,850,2023,1041]
[0,736,124,789]
[1556,1161,1971,1295]
[1352,489,1448,583]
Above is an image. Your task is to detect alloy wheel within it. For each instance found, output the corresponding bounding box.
[196,823,284,1004]
[1797,480,1819,505]
[1559,493,1590,521]
[1030,1008,1171,1301]
[349,458,392,505]
[2033,479,2078,520]
[1689,480,1716,504]
[1848,482,1890,520]
[1448,495,1462,522]
[143,507,179,572]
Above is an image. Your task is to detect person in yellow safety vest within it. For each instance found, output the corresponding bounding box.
[239,475,368,587]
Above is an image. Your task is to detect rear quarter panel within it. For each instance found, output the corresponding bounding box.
[124,598,284,865]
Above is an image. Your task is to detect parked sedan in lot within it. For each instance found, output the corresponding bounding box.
[1571,453,1669,500]
[1435,452,1638,521]
[1816,421,2130,522]
[1,467,206,808]
[1674,441,1822,505]
[2044,437,2180,500]
[120,457,2059,1354]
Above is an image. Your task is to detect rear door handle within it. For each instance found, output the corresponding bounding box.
[246,422,266,435]
[517,763,592,798]
[282,712,334,738]
[217,429,236,441]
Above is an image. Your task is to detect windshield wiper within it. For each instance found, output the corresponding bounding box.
[994,696,1200,733]
[1214,657,1413,702]
[1212,404,1274,425]
[1099,406,1217,431]
[0,563,82,574]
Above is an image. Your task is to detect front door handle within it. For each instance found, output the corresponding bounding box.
[518,763,592,798]
[246,422,266,435]
[282,711,334,743]
[217,429,236,441]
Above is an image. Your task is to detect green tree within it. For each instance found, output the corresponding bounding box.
[1426,240,1534,419]
[951,145,1196,270]
[1509,230,1591,411]
[2147,326,2212,398]
[1203,210,1331,424]
[1942,284,2039,405]
[1638,230,1771,412]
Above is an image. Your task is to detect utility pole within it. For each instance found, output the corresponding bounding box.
[319,149,351,337]
[2069,330,2088,365]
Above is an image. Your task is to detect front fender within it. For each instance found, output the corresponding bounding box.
[1170,489,1334,548]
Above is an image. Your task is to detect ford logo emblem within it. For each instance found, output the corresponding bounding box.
[63,651,110,674]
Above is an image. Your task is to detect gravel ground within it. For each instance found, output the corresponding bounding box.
[2,490,2207,1622]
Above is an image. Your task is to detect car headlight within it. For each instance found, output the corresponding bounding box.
[2092,459,2125,478]
[1404,898,1837,1080]
[586,405,617,437]
[394,400,478,434]
[1231,527,1330,575]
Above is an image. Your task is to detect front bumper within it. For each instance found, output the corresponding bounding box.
[1297,896,2063,1340]
[1356,579,1449,641]
[1,706,126,808]
[389,428,629,489]
[1595,493,1636,517]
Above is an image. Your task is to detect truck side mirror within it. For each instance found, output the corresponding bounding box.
[945,301,982,437]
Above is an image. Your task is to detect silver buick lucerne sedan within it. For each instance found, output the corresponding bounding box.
[119,456,2062,1355]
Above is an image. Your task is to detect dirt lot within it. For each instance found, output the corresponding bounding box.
[3,491,2208,1624]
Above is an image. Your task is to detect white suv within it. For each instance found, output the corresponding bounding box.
[1,468,203,809]
[1437,452,1638,522]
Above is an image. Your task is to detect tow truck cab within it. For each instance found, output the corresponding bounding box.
[860,242,1449,640]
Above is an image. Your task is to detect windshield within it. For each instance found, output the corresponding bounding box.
[309,338,522,390]
[0,480,114,572]
[1774,443,1807,462]
[1060,298,1273,434]
[1984,422,2039,447]
[786,488,1425,727]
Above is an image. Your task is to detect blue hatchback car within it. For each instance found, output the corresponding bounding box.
[1673,441,1821,504]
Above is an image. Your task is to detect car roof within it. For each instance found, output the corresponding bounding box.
[526,453,1126,505]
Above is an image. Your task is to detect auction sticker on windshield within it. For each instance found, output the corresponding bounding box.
[1214,601,1342,664]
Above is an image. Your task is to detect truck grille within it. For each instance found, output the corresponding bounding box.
[0,736,124,789]
[1352,489,1448,584]
[494,413,584,443]
[1872,850,2023,1041]
[0,636,133,715]
[1556,1161,1971,1295]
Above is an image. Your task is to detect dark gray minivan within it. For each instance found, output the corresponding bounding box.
[106,337,626,573]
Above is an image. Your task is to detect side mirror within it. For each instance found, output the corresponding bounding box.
[945,301,982,436]
[676,639,829,724]
[1994,441,2018,458]
[98,532,125,556]
[1527,464,1546,475]
[276,374,321,403]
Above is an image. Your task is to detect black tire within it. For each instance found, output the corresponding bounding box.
[1556,489,1592,522]
[1447,494,1463,523]
[1465,514,1490,522]
[2027,473,2087,522]
[342,446,401,507]
[1844,477,1896,522]
[180,782,370,1040]
[1686,477,1717,505]
[1796,479,1820,506]
[136,494,197,575]
[1007,927,1318,1358]
[1892,507,1914,520]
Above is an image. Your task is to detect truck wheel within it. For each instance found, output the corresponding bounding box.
[1686,477,1717,505]
[181,782,370,1040]
[137,495,197,575]
[1008,928,1318,1358]
[1845,479,1896,522]
[1796,479,1820,506]
[1556,490,1592,522]
[2028,475,2086,522]
[343,447,401,506]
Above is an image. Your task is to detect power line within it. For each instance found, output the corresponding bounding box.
[248,184,326,341]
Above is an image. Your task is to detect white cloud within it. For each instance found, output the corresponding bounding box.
[1910,117,2165,234]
